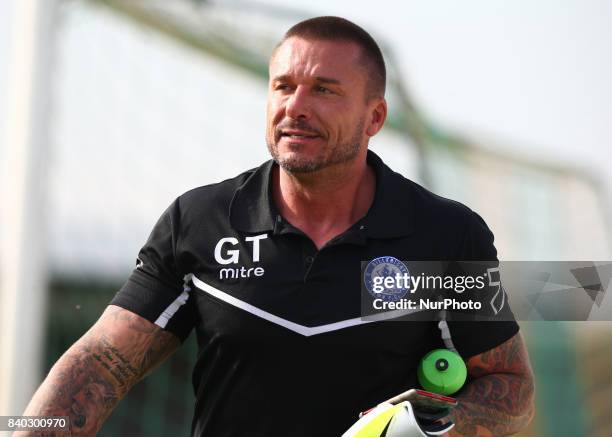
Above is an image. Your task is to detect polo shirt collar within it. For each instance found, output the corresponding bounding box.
[361,150,416,239]
[229,159,277,233]
[229,150,415,239]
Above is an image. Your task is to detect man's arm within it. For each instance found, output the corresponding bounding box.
[16,304,180,436]
[448,332,535,437]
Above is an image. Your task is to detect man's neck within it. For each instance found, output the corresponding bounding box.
[272,151,376,249]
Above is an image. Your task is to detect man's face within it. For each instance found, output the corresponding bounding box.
[266,37,377,174]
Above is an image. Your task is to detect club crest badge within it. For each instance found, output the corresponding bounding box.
[364,256,411,302]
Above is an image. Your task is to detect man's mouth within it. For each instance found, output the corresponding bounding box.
[279,130,321,140]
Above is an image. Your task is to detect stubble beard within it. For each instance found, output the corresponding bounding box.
[267,118,365,174]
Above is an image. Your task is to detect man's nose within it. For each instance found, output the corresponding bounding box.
[285,86,311,120]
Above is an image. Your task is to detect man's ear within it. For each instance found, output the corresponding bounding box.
[365,98,387,137]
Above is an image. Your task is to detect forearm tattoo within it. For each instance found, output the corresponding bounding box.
[449,334,535,437]
[18,306,180,436]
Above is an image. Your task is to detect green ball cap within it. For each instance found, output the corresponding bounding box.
[418,349,467,396]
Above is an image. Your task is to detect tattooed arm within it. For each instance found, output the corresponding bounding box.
[448,332,535,437]
[16,305,180,437]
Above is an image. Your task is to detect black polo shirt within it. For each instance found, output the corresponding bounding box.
[111,150,518,437]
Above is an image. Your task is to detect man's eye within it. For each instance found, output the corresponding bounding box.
[316,86,332,94]
[275,84,290,91]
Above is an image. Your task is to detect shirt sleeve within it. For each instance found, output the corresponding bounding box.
[446,211,519,359]
[110,198,196,341]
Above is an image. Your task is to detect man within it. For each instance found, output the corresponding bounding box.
[20,16,534,436]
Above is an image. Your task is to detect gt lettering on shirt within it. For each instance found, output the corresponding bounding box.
[214,233,268,279]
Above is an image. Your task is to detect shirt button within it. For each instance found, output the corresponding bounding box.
[305,255,314,264]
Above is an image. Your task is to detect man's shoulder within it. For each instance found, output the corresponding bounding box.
[176,164,263,210]
[386,170,495,257]
[387,168,479,229]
